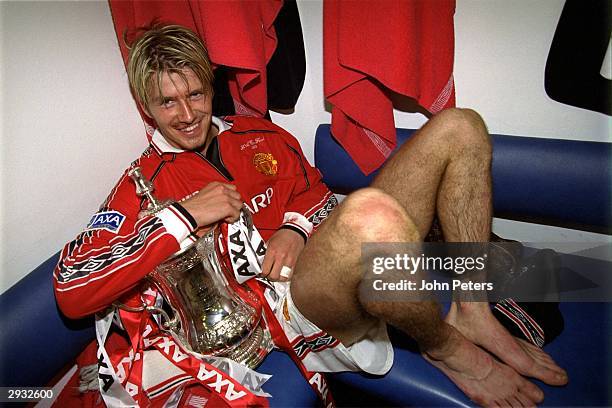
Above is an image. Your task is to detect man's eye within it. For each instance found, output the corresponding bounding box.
[162,100,175,108]
[190,92,203,100]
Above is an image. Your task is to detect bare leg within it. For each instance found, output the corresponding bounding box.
[291,188,424,345]
[291,188,544,406]
[370,108,567,385]
[371,108,492,241]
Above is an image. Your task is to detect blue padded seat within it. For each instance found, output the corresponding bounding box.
[328,297,611,407]
[0,253,94,388]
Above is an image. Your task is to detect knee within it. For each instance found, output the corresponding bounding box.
[335,188,419,242]
[435,108,492,158]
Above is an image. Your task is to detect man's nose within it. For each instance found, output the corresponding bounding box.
[178,100,194,122]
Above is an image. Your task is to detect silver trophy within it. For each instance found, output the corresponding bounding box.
[124,167,272,368]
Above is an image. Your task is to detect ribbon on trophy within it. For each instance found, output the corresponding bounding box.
[95,287,272,407]
[225,210,267,284]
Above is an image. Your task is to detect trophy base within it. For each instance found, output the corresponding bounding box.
[227,324,273,369]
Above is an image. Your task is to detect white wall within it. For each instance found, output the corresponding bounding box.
[1,1,145,292]
[454,0,609,141]
[1,0,610,293]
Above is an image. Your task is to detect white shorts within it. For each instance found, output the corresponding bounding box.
[272,282,394,375]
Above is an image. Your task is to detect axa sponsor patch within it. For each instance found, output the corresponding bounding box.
[86,210,126,233]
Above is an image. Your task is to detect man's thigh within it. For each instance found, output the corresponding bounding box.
[289,188,417,345]
[289,204,373,344]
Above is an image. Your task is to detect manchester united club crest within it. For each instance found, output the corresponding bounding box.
[253,152,278,176]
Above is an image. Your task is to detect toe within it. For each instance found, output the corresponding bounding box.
[516,391,537,408]
[532,363,568,386]
[521,378,544,403]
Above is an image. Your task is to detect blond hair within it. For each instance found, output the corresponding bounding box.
[126,24,214,110]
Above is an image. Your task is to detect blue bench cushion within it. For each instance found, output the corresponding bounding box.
[329,302,611,407]
[0,253,94,387]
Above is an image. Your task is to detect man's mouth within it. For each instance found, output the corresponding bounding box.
[177,120,200,134]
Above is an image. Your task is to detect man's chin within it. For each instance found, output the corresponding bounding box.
[183,134,210,152]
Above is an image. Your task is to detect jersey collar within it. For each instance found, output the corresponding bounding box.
[150,116,231,155]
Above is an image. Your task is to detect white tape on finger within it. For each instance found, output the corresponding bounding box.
[280,265,293,279]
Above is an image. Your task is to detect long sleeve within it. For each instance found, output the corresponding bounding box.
[53,170,197,319]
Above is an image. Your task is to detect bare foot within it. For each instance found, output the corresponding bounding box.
[425,326,544,407]
[445,302,568,386]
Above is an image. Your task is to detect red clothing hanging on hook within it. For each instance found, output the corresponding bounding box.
[324,0,456,175]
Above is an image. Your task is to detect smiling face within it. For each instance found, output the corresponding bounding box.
[142,68,216,152]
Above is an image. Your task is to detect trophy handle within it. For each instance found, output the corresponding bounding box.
[113,301,180,332]
[128,166,171,217]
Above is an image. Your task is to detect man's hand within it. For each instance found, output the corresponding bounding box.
[181,182,243,227]
[261,228,306,281]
